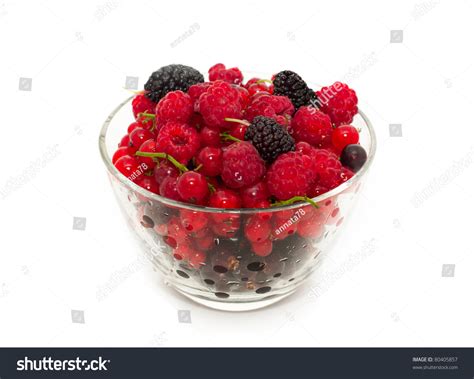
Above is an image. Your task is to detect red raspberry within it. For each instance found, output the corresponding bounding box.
[221,142,265,189]
[188,82,211,102]
[245,95,294,122]
[132,93,156,119]
[156,122,200,164]
[291,106,333,148]
[233,85,250,109]
[198,81,243,129]
[316,82,358,126]
[312,149,344,190]
[209,63,243,85]
[155,90,193,126]
[266,152,314,200]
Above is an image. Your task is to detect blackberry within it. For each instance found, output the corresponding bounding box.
[273,70,317,109]
[144,64,204,102]
[244,116,295,163]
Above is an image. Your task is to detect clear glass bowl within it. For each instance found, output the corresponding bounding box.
[99,95,376,311]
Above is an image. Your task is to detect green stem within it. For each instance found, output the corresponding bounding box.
[138,112,156,119]
[271,196,319,209]
[224,118,250,126]
[135,151,188,173]
[208,182,216,193]
[257,79,273,85]
[220,132,242,143]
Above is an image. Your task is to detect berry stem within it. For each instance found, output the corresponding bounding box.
[224,118,250,126]
[220,132,242,143]
[256,79,272,85]
[135,151,188,173]
[271,196,319,208]
[138,112,156,119]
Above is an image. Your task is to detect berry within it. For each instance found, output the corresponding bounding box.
[132,93,156,119]
[173,245,192,261]
[156,122,201,164]
[127,121,141,134]
[200,126,222,147]
[144,64,204,102]
[129,127,155,150]
[291,107,333,148]
[245,94,294,123]
[340,144,367,173]
[244,216,271,243]
[196,147,223,177]
[209,188,241,209]
[136,139,157,170]
[221,142,265,189]
[331,125,359,152]
[316,82,358,126]
[244,116,295,163]
[198,81,243,129]
[240,182,270,208]
[180,209,208,232]
[154,160,179,184]
[266,152,314,200]
[188,250,207,268]
[251,239,273,257]
[245,78,272,96]
[273,70,316,109]
[114,155,144,182]
[112,146,132,164]
[118,134,131,148]
[136,176,159,194]
[188,82,211,102]
[159,176,181,201]
[229,123,248,141]
[176,171,209,204]
[155,90,193,125]
[233,85,250,109]
[209,63,243,85]
[312,149,343,190]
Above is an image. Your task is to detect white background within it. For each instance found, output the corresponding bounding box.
[0,0,473,347]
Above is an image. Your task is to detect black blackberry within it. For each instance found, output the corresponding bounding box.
[244,116,295,163]
[144,64,204,102]
[273,70,317,109]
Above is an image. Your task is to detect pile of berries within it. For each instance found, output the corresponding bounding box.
[114,63,367,208]
[111,64,368,279]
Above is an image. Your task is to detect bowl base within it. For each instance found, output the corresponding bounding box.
[173,287,296,312]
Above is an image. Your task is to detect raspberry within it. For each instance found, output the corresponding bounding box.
[316,82,358,126]
[273,70,317,109]
[188,82,211,102]
[221,142,265,189]
[209,63,243,85]
[198,81,243,129]
[312,149,343,190]
[132,93,156,119]
[155,90,193,125]
[233,85,250,109]
[245,95,294,123]
[266,152,314,200]
[156,122,200,164]
[144,64,204,102]
[291,106,333,148]
[244,116,295,163]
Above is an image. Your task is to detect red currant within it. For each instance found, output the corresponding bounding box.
[159,176,182,201]
[179,209,208,232]
[200,126,221,147]
[240,182,270,208]
[135,176,159,194]
[129,127,154,150]
[209,189,241,209]
[112,146,131,164]
[188,250,206,268]
[176,171,209,204]
[251,239,273,257]
[244,216,271,243]
[154,160,179,185]
[127,121,141,134]
[136,139,157,170]
[331,125,359,152]
[114,155,142,182]
[196,147,223,177]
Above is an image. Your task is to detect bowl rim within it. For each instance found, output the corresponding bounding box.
[99,95,377,214]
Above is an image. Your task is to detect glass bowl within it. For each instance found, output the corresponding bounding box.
[99,95,376,311]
